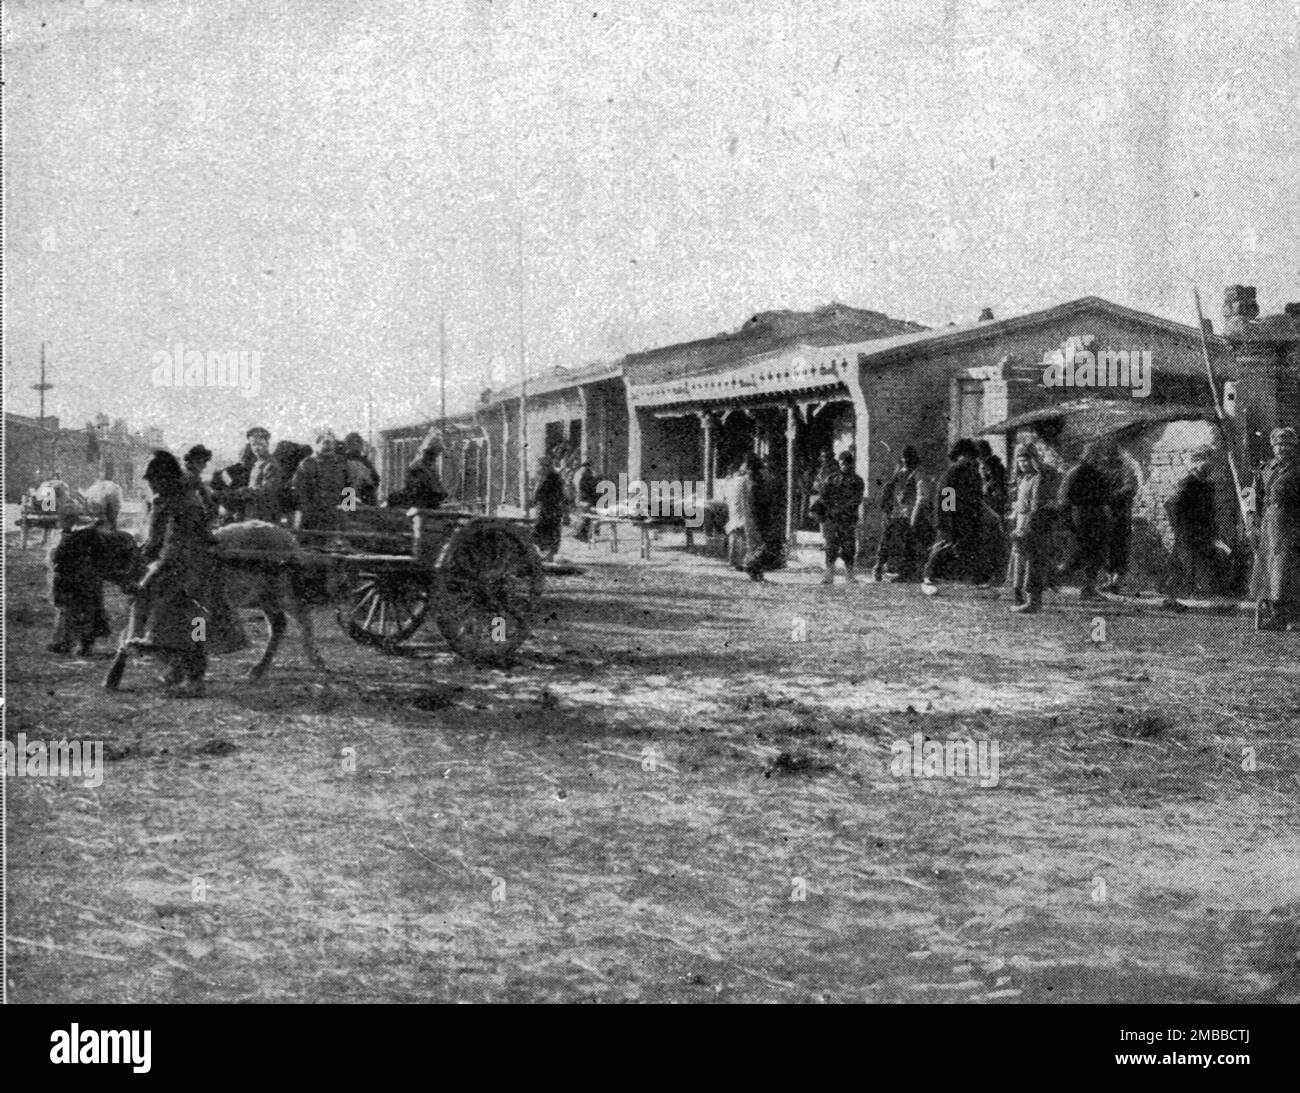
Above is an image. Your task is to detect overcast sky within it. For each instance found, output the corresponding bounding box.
[5,0,1297,460]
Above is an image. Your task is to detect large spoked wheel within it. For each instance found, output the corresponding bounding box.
[335,569,432,652]
[434,524,544,666]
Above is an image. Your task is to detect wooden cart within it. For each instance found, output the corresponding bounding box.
[282,507,544,666]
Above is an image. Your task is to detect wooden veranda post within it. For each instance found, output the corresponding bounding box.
[700,411,715,500]
[785,404,798,550]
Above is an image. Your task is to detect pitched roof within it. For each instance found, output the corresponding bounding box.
[621,302,926,387]
[839,296,1231,370]
[482,359,623,403]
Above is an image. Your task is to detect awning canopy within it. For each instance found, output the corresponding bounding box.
[629,348,853,410]
[982,399,1215,442]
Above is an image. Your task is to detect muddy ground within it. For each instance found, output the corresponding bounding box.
[5,532,1300,1003]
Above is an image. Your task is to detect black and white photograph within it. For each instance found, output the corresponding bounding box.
[3,0,1298,1028]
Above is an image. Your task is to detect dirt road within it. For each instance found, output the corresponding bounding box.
[6,537,1299,1003]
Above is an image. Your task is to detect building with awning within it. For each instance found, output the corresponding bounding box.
[674,295,1256,549]
[377,285,1298,577]
[623,302,927,543]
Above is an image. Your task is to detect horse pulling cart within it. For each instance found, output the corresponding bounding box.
[221,506,545,668]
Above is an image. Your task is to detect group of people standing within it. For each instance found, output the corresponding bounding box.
[861,427,1300,627]
[869,435,1195,613]
[194,425,390,531]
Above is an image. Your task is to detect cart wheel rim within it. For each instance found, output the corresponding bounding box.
[335,571,431,650]
[434,526,541,663]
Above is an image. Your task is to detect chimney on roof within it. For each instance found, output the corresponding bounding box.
[1222,285,1259,334]
[978,307,994,322]
[1201,318,1214,337]
[1221,284,1300,467]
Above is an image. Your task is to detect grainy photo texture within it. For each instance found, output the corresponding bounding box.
[3,0,1298,1008]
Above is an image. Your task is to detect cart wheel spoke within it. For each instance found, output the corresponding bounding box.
[335,570,430,651]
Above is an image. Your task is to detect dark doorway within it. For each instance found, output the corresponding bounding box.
[544,421,566,458]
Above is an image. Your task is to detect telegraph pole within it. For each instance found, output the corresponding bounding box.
[439,308,447,429]
[33,342,54,479]
[517,219,529,518]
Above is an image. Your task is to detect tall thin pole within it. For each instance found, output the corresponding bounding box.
[439,308,447,428]
[33,342,54,480]
[518,219,529,518]
[1193,287,1250,531]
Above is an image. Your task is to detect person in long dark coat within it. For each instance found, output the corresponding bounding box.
[976,440,1008,515]
[1250,426,1300,631]
[342,432,380,506]
[532,456,567,561]
[1058,442,1111,601]
[391,434,447,510]
[976,441,1010,587]
[1100,445,1139,592]
[1162,460,1222,603]
[922,439,985,589]
[125,450,246,696]
[734,453,769,582]
[573,460,600,543]
[819,451,865,584]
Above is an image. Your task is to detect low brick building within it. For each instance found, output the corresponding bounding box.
[4,412,165,502]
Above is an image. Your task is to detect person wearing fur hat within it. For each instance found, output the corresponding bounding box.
[1250,426,1300,631]
[290,427,350,530]
[1006,441,1059,613]
[124,450,246,696]
[342,432,379,506]
[921,439,986,591]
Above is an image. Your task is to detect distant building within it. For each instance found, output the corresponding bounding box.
[4,412,165,501]
[379,359,626,512]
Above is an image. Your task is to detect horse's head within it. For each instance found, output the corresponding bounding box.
[49,527,143,605]
[97,529,145,587]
